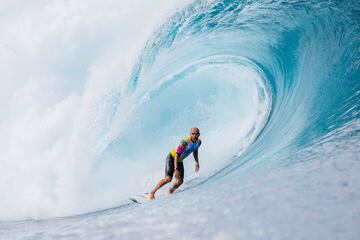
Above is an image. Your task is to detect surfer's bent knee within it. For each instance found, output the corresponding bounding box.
[164,176,172,183]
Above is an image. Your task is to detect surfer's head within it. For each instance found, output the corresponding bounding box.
[190,127,200,142]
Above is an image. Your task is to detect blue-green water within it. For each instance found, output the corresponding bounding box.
[0,0,359,239]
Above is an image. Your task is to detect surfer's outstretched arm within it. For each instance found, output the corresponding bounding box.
[193,149,200,173]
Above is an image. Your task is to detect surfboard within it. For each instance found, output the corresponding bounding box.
[129,193,149,204]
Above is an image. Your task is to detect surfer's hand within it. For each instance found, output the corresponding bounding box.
[195,163,199,173]
[174,169,180,179]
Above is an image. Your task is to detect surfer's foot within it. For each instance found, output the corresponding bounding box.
[148,192,155,200]
[169,187,175,194]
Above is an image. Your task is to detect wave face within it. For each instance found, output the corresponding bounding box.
[122,0,360,191]
[0,0,359,237]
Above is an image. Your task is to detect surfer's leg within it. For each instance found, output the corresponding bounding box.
[169,163,184,194]
[149,176,172,199]
[149,153,174,199]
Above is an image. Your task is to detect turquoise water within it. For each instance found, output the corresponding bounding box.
[0,0,359,239]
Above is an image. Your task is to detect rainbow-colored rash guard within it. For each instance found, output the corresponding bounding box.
[170,137,201,162]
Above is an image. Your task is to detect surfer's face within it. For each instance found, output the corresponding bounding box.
[190,128,200,141]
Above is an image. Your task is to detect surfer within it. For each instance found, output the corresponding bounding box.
[148,127,202,200]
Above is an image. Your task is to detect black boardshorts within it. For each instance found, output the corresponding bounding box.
[165,153,184,179]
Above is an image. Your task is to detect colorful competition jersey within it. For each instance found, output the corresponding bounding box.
[170,137,201,162]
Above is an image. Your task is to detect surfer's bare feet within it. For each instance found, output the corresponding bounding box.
[148,192,155,200]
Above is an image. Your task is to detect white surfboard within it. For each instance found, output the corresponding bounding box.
[129,193,149,204]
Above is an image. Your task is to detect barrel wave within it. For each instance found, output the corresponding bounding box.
[0,0,359,239]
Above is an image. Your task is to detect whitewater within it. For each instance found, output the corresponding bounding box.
[0,0,359,239]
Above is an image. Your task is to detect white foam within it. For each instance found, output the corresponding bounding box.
[0,0,193,220]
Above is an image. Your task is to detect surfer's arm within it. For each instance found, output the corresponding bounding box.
[174,139,186,170]
[193,140,201,172]
[174,153,181,178]
[174,154,180,170]
[193,149,199,162]
[193,150,200,172]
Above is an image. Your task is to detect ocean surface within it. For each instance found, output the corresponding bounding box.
[0,0,359,239]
